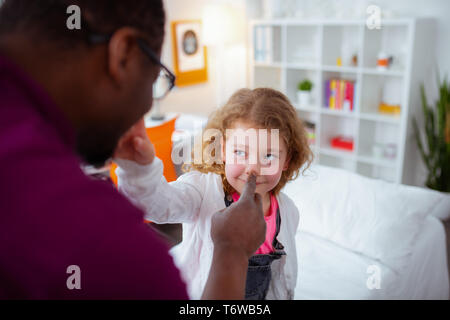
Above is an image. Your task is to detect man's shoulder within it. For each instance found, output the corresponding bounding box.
[0,104,146,233]
[0,145,188,299]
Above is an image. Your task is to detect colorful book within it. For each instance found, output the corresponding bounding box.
[330,80,336,109]
[324,79,356,111]
[340,80,345,110]
[343,81,351,112]
[336,80,341,110]
[349,81,355,111]
[325,79,330,108]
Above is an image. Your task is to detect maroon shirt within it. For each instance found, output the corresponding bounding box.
[0,53,188,299]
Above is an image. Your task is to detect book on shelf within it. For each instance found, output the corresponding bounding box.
[324,79,355,112]
[343,80,353,111]
[254,26,272,63]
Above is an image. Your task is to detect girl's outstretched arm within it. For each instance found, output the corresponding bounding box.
[114,118,203,224]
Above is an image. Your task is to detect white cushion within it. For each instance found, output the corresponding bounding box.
[284,164,448,272]
[425,190,450,220]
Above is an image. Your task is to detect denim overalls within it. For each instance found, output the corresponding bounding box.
[224,195,286,300]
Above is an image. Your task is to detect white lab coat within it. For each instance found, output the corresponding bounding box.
[116,158,299,299]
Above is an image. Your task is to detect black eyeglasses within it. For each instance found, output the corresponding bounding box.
[87,33,176,100]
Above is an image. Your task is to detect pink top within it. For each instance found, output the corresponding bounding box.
[232,192,278,255]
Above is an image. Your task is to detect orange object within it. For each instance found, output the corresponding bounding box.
[378,102,401,115]
[377,58,389,67]
[110,116,179,187]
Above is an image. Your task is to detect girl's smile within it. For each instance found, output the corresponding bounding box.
[238,177,266,185]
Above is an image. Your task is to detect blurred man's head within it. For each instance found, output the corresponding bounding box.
[0,0,166,166]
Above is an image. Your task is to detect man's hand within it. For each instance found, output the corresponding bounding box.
[211,174,265,258]
[202,174,265,300]
[114,118,155,165]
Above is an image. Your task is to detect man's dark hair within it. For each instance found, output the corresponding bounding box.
[0,0,165,51]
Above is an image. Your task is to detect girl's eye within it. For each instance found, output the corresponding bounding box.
[264,154,277,161]
[234,150,246,157]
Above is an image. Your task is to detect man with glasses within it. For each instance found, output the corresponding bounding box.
[0,0,265,299]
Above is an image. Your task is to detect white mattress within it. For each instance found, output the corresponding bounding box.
[294,215,449,300]
[396,215,448,299]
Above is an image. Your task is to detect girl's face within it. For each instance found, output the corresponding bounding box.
[223,121,290,196]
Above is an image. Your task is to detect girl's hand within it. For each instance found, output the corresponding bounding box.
[114,118,155,165]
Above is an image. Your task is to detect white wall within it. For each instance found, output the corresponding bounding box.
[367,0,450,78]
[160,0,450,115]
[350,0,450,188]
[160,0,449,188]
[246,0,450,93]
[158,0,248,117]
[363,0,450,187]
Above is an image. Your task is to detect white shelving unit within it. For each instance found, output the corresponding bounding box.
[248,18,433,184]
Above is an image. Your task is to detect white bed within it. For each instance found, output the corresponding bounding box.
[284,164,450,300]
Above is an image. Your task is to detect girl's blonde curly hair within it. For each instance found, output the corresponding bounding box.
[183,88,313,196]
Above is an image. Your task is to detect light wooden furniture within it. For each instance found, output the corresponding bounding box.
[248,18,434,184]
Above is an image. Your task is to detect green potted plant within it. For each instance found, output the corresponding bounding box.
[412,76,450,192]
[297,79,313,108]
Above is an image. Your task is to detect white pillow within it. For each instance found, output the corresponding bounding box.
[425,190,450,221]
[283,164,445,272]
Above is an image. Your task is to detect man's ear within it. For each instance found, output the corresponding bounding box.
[107,27,141,87]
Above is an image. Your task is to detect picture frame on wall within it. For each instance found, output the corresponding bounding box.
[171,20,208,87]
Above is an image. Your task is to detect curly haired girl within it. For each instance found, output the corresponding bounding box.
[115,88,313,299]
